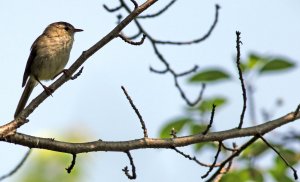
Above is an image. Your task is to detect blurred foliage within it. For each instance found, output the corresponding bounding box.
[189,68,230,83]
[240,53,295,74]
[159,53,298,181]
[221,167,264,182]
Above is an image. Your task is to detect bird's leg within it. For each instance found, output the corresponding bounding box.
[34,76,53,96]
[52,69,71,80]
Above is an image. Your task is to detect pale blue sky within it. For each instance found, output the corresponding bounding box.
[0,0,300,181]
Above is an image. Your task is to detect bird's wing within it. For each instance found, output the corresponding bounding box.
[22,36,40,87]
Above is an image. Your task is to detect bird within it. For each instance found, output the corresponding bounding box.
[14,21,83,118]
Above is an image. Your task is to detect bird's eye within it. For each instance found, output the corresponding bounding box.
[64,26,70,31]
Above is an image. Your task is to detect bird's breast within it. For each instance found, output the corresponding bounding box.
[30,35,74,81]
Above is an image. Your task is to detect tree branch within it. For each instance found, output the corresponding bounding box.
[1,111,299,154]
[235,31,247,129]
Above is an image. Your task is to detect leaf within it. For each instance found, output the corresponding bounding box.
[189,68,230,83]
[221,168,264,182]
[189,123,207,135]
[247,53,269,69]
[259,58,295,73]
[159,118,192,138]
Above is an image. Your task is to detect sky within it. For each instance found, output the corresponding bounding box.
[0,0,300,181]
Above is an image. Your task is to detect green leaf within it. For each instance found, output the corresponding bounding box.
[259,58,295,73]
[189,68,230,83]
[189,123,207,135]
[247,53,269,69]
[221,168,264,182]
[198,97,227,113]
[159,118,192,138]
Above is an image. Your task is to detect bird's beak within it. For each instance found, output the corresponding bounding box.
[74,28,83,32]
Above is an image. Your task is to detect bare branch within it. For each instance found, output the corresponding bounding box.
[202,104,216,135]
[221,142,238,152]
[154,4,220,45]
[121,86,148,138]
[172,147,220,167]
[126,31,143,40]
[201,141,222,179]
[103,4,122,12]
[0,149,31,181]
[138,0,176,19]
[130,0,138,10]
[259,134,298,180]
[293,104,300,119]
[173,72,206,106]
[206,136,259,182]
[235,31,247,129]
[149,66,168,74]
[3,111,298,154]
[65,153,76,173]
[176,65,198,77]
[120,1,214,107]
[118,33,146,45]
[122,151,136,179]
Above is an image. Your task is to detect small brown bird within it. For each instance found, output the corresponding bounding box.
[14,22,83,118]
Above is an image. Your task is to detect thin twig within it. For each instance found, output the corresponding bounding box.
[121,86,148,138]
[149,66,169,74]
[235,31,247,129]
[214,156,234,182]
[130,0,138,9]
[214,143,236,182]
[206,136,259,182]
[176,65,198,77]
[126,31,142,40]
[259,134,298,180]
[138,0,176,19]
[103,4,122,12]
[118,33,146,45]
[122,151,136,179]
[172,147,220,167]
[293,104,300,119]
[154,4,220,45]
[201,141,222,179]
[65,153,77,173]
[174,75,206,106]
[202,104,216,135]
[221,142,238,152]
[0,149,31,181]
[119,0,215,107]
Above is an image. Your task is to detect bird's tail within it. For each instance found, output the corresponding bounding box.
[14,77,37,118]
